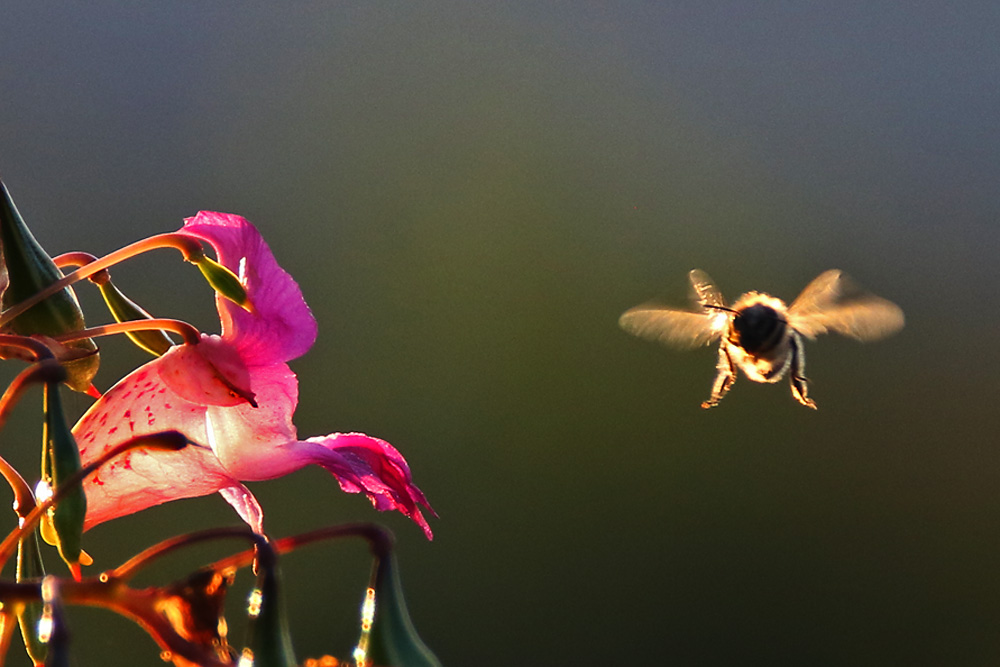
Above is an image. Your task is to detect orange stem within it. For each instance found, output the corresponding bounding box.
[110,527,269,582]
[0,233,205,329]
[0,334,56,362]
[208,523,394,573]
[0,361,64,435]
[0,432,189,571]
[0,362,65,519]
[51,318,200,346]
[53,251,111,284]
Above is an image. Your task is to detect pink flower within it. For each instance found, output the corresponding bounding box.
[73,212,434,538]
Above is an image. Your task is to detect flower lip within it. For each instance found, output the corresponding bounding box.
[158,336,256,408]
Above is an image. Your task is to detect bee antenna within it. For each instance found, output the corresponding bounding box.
[703,304,737,314]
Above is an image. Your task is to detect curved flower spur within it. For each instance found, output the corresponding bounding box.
[73,212,435,538]
[619,269,904,409]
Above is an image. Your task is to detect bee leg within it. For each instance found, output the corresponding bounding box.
[789,334,817,409]
[701,344,737,409]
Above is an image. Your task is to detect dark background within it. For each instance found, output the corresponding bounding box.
[2,3,999,665]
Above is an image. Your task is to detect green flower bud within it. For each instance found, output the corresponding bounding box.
[97,277,175,356]
[0,180,99,392]
[16,529,48,666]
[242,542,297,667]
[40,382,86,575]
[192,254,251,311]
[364,552,442,667]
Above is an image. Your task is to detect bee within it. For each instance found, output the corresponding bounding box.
[619,269,904,409]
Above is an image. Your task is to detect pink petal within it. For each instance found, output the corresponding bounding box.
[219,484,265,535]
[204,365,436,539]
[178,212,318,366]
[75,343,434,538]
[73,346,242,530]
[201,362,301,478]
[297,433,436,540]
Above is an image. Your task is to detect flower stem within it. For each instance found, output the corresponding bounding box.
[110,526,269,582]
[0,233,205,330]
[0,334,57,362]
[0,431,189,571]
[51,319,200,346]
[208,523,394,573]
[0,360,64,436]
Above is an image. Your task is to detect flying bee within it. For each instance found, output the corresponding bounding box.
[618,269,904,409]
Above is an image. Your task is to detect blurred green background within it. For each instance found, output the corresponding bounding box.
[2,3,999,665]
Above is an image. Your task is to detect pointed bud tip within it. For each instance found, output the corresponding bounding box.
[1,182,101,389]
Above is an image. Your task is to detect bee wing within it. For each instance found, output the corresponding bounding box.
[620,269,729,349]
[688,269,726,309]
[619,305,728,350]
[788,270,904,341]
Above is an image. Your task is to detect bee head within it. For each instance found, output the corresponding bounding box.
[729,293,788,354]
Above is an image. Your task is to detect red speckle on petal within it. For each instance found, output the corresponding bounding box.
[108,426,118,435]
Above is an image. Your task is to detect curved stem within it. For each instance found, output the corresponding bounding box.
[0,362,65,523]
[0,233,205,329]
[0,607,20,666]
[0,360,63,435]
[51,319,200,346]
[1,573,236,667]
[110,526,270,582]
[0,334,56,362]
[0,432,189,571]
[208,523,394,573]
[53,251,112,285]
[0,524,389,666]
[0,456,35,523]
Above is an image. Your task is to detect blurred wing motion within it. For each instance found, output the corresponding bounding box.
[687,269,725,309]
[788,269,904,341]
[618,269,729,349]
